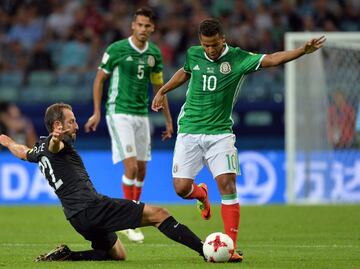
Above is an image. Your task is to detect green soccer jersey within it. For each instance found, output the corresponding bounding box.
[178,45,264,134]
[99,37,163,115]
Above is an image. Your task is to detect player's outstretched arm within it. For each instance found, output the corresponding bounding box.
[0,134,29,160]
[85,69,109,132]
[261,35,326,68]
[153,84,173,140]
[152,68,190,112]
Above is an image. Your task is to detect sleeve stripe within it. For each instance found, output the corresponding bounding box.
[256,54,266,70]
[98,67,111,74]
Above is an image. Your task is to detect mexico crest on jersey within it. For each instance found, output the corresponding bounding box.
[220,62,231,74]
[147,55,155,67]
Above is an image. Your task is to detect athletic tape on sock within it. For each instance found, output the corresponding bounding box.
[221,193,239,205]
[122,175,135,186]
[135,180,144,187]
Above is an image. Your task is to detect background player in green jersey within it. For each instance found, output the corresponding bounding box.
[152,18,326,262]
[85,7,173,243]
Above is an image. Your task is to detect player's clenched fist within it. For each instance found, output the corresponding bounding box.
[51,126,69,142]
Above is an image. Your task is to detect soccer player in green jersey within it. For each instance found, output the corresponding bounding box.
[152,18,326,262]
[85,7,173,243]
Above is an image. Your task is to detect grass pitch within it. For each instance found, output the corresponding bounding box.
[0,204,359,269]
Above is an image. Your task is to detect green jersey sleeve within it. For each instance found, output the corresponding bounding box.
[98,44,117,73]
[236,48,264,74]
[183,49,191,73]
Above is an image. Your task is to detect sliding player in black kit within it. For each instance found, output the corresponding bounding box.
[0,103,204,262]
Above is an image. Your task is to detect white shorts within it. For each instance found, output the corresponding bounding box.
[106,114,151,164]
[172,133,240,179]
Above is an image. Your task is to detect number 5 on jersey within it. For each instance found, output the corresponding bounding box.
[137,65,144,79]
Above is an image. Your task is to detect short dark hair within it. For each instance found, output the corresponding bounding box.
[199,18,224,37]
[133,7,155,24]
[44,103,72,133]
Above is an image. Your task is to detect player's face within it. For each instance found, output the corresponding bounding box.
[131,15,154,42]
[62,109,79,141]
[200,33,225,60]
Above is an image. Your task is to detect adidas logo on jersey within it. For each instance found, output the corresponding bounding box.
[126,56,133,61]
[193,65,200,71]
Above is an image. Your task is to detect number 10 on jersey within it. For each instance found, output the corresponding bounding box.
[202,75,217,91]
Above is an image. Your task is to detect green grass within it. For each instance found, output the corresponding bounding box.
[0,205,359,269]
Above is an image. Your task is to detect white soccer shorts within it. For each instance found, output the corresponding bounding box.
[106,114,151,164]
[172,133,240,179]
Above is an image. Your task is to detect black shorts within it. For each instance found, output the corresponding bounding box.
[68,196,145,251]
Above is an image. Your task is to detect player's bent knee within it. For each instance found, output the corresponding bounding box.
[111,253,126,261]
[109,239,126,261]
[141,205,170,227]
[173,179,193,198]
[175,189,188,198]
[157,207,170,219]
[151,206,170,223]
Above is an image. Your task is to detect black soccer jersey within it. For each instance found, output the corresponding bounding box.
[26,136,104,219]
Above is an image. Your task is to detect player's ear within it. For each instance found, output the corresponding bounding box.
[131,21,135,31]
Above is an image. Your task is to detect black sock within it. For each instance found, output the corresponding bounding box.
[68,249,111,261]
[158,216,204,256]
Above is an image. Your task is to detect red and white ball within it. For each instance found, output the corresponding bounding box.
[203,232,234,262]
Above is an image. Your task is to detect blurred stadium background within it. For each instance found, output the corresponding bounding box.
[0,0,359,205]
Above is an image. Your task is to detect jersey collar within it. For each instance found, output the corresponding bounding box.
[128,36,149,53]
[204,44,229,62]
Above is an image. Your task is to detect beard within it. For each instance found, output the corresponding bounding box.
[64,133,76,144]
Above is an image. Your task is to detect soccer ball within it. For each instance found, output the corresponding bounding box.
[203,232,234,262]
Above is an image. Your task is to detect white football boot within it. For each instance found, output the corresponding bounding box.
[134,228,144,242]
[119,229,144,243]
